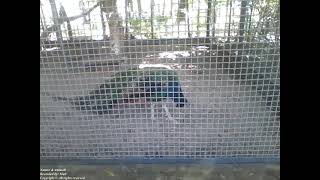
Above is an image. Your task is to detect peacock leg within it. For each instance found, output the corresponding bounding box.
[151,103,155,120]
[162,104,176,123]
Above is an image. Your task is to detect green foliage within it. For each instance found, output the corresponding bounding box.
[154,16,169,24]
[129,15,169,38]
[129,19,142,27]
[252,0,279,18]
[244,0,279,41]
[128,18,153,38]
[244,31,254,42]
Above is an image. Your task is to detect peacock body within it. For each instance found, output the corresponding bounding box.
[44,65,188,115]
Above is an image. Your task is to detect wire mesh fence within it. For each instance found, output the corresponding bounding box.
[40,0,280,163]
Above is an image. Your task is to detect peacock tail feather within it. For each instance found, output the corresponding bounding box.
[44,65,187,114]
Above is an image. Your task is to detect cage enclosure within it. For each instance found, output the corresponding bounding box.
[40,0,280,165]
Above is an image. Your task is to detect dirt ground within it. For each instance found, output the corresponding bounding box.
[40,163,280,180]
[40,50,279,159]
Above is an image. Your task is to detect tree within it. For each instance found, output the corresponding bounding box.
[177,0,187,25]
[59,4,73,40]
[79,0,89,24]
[101,0,125,56]
[162,0,166,16]
[48,0,69,63]
[227,0,233,42]
[48,0,63,42]
[176,0,190,37]
[40,2,100,40]
[196,0,200,36]
[224,0,228,37]
[250,0,279,41]
[206,0,212,37]
[99,3,107,40]
[211,0,217,38]
[186,0,191,37]
[274,1,280,41]
[40,16,44,33]
[125,0,129,39]
[126,0,133,39]
[238,0,248,43]
[246,0,254,40]
[137,0,141,18]
[150,0,154,39]
[40,1,47,32]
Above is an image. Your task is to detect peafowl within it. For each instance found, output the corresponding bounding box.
[42,65,188,121]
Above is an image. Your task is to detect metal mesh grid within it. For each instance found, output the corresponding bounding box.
[40,0,280,163]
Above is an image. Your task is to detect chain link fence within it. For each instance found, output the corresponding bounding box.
[40,0,280,164]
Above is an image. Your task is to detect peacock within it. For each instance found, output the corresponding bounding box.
[42,64,188,121]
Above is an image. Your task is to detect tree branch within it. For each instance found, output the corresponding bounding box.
[40,2,100,39]
[67,2,99,21]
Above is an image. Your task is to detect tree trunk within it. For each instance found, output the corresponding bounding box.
[197,0,200,36]
[40,1,47,32]
[48,0,69,63]
[227,0,232,42]
[177,0,187,24]
[128,0,133,39]
[48,0,62,41]
[254,19,261,38]
[40,3,100,40]
[187,0,191,38]
[128,0,133,12]
[247,1,253,40]
[137,0,141,18]
[162,0,166,16]
[59,5,73,40]
[40,16,45,33]
[275,2,280,41]
[236,0,248,60]
[99,3,106,40]
[79,0,89,24]
[211,0,216,38]
[101,0,125,56]
[238,0,247,43]
[206,0,212,37]
[125,0,129,39]
[224,0,229,37]
[150,0,154,39]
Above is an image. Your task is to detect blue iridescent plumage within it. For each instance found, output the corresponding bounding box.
[43,65,188,115]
